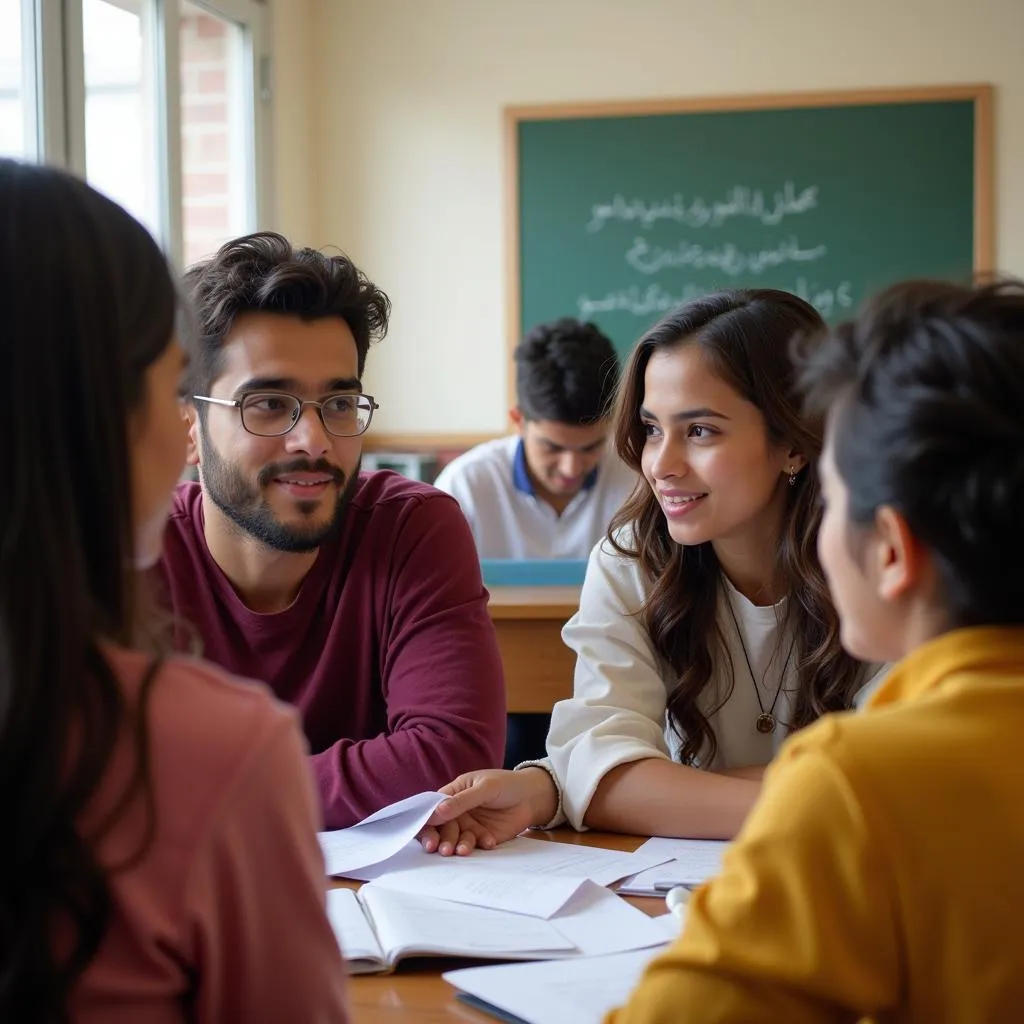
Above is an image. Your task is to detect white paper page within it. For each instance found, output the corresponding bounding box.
[618,837,728,893]
[548,881,673,957]
[369,862,588,919]
[317,791,445,877]
[325,888,385,965]
[444,948,664,1024]
[366,835,672,887]
[649,908,685,943]
[360,884,577,961]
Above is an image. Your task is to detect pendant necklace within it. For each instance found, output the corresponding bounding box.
[725,596,797,735]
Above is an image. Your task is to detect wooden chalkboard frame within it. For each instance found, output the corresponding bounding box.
[503,84,993,411]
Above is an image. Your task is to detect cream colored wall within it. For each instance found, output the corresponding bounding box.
[269,0,318,243]
[275,0,1024,439]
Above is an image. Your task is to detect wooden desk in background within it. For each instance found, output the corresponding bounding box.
[486,586,581,714]
[340,829,661,1024]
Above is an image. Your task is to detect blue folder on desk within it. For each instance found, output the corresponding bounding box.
[480,559,587,587]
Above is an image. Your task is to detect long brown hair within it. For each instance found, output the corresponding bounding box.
[608,289,866,766]
[0,161,179,1020]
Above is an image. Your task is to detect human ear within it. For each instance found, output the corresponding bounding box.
[183,404,201,467]
[783,445,809,476]
[873,505,924,601]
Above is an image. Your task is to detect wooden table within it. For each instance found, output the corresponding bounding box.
[340,829,661,1023]
[486,586,581,714]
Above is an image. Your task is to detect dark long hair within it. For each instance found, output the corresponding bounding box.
[0,161,179,1020]
[608,289,867,766]
[799,279,1024,628]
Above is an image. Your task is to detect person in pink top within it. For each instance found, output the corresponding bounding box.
[0,161,348,1022]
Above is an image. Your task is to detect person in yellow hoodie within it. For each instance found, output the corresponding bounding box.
[608,278,1024,1024]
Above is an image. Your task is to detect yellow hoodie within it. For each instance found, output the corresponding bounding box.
[608,627,1024,1024]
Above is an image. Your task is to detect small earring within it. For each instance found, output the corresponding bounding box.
[787,467,798,487]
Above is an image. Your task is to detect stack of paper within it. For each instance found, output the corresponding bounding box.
[318,793,682,975]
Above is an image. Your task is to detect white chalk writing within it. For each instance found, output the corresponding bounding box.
[792,277,855,318]
[586,183,818,233]
[625,235,826,277]
[577,278,854,321]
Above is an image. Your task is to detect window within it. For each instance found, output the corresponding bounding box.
[83,0,161,236]
[14,0,271,266]
[0,0,39,159]
[179,0,253,265]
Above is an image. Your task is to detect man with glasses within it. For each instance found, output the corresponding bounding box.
[158,231,506,829]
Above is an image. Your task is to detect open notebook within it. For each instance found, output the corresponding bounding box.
[327,880,675,975]
[327,887,575,974]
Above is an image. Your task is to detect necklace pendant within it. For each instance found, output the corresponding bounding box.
[755,713,776,734]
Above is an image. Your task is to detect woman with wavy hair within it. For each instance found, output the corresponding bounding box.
[611,280,1024,1021]
[421,289,879,851]
[0,160,348,1022]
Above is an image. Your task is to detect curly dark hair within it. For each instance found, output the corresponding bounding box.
[182,231,391,395]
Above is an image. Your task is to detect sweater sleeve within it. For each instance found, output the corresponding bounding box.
[606,728,900,1024]
[547,536,675,831]
[184,710,349,1024]
[312,492,506,828]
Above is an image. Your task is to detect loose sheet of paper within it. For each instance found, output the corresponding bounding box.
[368,862,588,918]
[444,948,666,1024]
[548,882,674,958]
[358,835,673,887]
[317,791,445,877]
[617,837,728,894]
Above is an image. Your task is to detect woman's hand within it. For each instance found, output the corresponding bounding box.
[417,767,559,856]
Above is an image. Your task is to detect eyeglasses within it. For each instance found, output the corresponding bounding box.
[192,391,379,438]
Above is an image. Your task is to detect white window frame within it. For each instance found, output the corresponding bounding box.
[171,0,273,265]
[24,0,66,162]
[25,0,272,268]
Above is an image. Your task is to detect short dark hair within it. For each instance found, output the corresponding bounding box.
[182,231,391,394]
[798,278,1024,628]
[514,318,619,424]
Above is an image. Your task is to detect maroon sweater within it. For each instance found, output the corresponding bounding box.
[155,473,506,829]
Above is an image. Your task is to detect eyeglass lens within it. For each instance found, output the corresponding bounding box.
[240,393,373,437]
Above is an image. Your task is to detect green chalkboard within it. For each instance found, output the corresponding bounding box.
[508,87,991,361]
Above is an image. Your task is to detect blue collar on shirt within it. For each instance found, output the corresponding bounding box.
[512,438,599,497]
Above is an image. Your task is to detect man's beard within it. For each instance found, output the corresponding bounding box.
[200,441,360,553]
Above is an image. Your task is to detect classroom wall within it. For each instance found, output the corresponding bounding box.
[275,0,1024,440]
[270,0,318,245]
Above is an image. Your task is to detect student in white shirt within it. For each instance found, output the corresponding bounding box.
[419,289,881,851]
[435,317,637,768]
[434,317,636,560]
